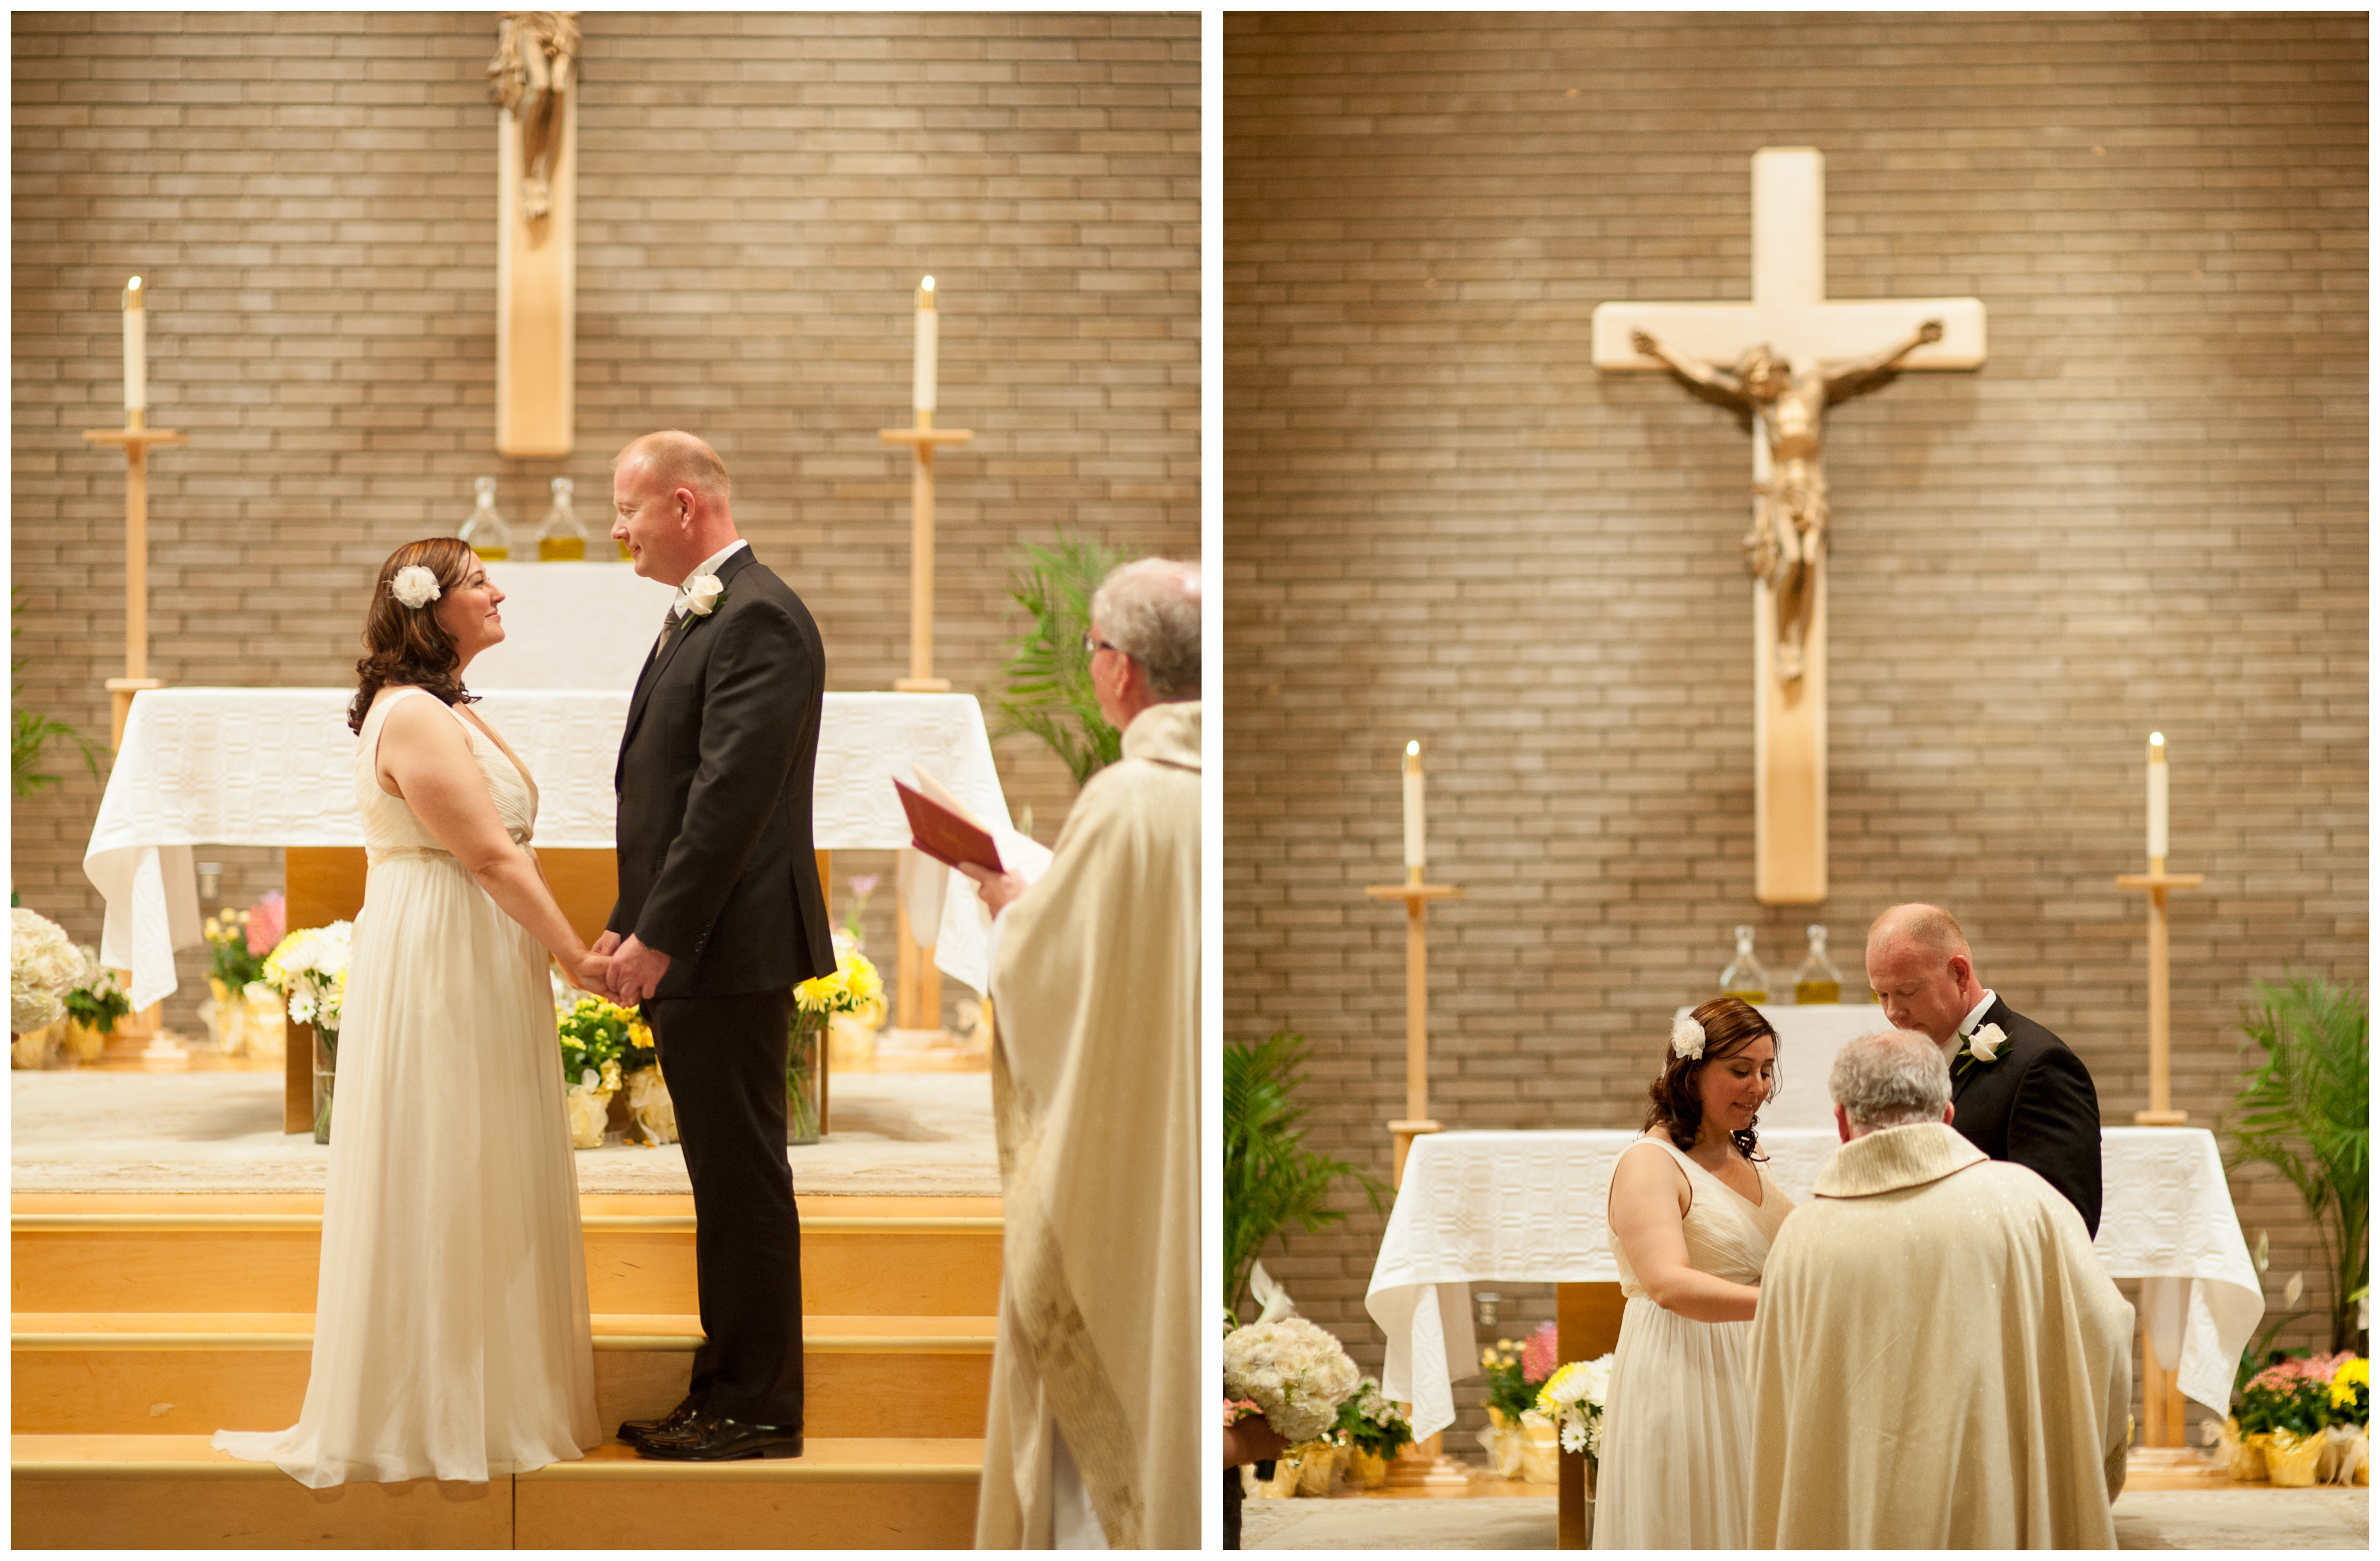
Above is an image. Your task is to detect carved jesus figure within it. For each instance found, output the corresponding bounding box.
[1632,319,1942,684]
[488,12,580,222]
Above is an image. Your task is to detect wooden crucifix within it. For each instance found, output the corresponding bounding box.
[488,11,578,459]
[1593,148,1985,904]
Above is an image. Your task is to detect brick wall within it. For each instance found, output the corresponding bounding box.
[13,10,1198,1024]
[1226,12,2366,1448]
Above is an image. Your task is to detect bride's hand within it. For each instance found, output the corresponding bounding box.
[576,951,616,1004]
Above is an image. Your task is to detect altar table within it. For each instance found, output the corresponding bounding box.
[1367,1126,2263,1447]
[84,686,1021,1012]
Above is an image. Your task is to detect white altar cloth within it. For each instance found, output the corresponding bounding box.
[85,687,1018,1010]
[1366,1126,2262,1443]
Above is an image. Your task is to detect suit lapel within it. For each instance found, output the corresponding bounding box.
[620,547,760,760]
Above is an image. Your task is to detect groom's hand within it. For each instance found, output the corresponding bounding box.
[609,933,672,1004]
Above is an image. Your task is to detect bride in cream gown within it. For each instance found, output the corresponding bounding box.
[214,540,607,1486]
[1594,997,1793,1549]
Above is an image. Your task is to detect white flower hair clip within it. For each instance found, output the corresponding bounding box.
[1670,1014,1706,1060]
[388,565,442,609]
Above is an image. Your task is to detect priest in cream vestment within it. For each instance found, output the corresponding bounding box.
[964,559,1201,1549]
[1751,1028,2132,1549]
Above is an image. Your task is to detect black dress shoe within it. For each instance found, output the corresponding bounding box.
[617,1394,705,1447]
[633,1413,804,1462]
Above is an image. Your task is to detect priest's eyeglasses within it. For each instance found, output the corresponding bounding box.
[1083,633,1126,658]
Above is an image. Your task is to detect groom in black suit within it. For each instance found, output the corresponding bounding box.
[1863,903,2103,1236]
[596,430,836,1461]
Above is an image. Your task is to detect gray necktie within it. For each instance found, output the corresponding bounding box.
[655,603,683,655]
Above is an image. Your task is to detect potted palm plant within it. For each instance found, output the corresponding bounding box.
[994,535,1135,790]
[1224,1030,1389,1320]
[2227,972,2367,1357]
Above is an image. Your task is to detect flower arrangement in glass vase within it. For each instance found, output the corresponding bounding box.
[263,922,352,1141]
[1537,1352,1617,1465]
[787,938,883,1145]
[11,907,80,1066]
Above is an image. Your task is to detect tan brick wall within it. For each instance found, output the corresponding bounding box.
[1226,12,2366,1447]
[14,11,1198,1025]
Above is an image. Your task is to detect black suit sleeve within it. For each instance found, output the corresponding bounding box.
[633,596,810,963]
[2006,1044,2103,1238]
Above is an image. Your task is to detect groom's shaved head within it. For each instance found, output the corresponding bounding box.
[1868,903,1969,961]
[617,429,732,506]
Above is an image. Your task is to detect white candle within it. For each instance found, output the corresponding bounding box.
[122,276,146,413]
[2147,732,2169,862]
[912,275,938,414]
[1403,740,1425,870]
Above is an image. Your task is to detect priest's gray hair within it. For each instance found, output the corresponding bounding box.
[1830,1028,1952,1131]
[1092,557,1202,700]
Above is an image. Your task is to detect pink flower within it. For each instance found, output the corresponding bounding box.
[246,892,285,955]
[1522,1320,1559,1384]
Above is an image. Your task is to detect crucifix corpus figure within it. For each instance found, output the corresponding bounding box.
[486,10,580,459]
[1630,317,1942,685]
[488,12,579,221]
[1592,147,1985,904]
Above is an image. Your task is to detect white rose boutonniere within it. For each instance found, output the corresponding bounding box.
[681,574,724,617]
[1963,1022,2007,1066]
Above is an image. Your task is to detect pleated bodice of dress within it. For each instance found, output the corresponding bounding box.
[1610,1136,1792,1295]
[356,689,536,857]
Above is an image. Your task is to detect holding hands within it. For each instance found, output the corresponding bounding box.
[588,929,672,1006]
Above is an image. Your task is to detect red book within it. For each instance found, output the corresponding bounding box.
[894,777,1005,874]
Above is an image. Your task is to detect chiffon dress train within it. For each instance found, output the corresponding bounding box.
[213,687,599,1486]
[1593,1135,1793,1549]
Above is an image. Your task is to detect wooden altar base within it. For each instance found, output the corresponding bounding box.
[12,1191,998,1547]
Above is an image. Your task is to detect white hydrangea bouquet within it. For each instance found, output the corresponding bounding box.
[1537,1352,1617,1461]
[11,907,81,1037]
[1222,1315,1363,1445]
[263,922,353,1038]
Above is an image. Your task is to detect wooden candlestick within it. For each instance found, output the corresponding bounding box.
[1364,874,1469,1492]
[877,416,972,1034]
[877,420,973,693]
[2114,864,2202,1127]
[84,417,187,1052]
[82,420,185,749]
[1364,879,1462,1186]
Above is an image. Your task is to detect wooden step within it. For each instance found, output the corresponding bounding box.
[12,1194,1003,1317]
[12,1433,983,1549]
[14,1313,996,1439]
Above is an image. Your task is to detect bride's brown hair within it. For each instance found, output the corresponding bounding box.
[347,538,484,734]
[1644,996,1777,1162]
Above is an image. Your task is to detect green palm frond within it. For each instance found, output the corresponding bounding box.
[11,587,105,798]
[993,535,1132,790]
[1224,1030,1390,1316]
[2227,970,2368,1354]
